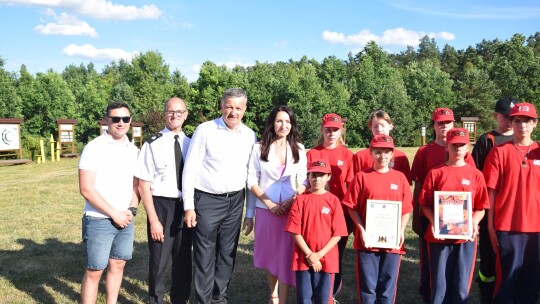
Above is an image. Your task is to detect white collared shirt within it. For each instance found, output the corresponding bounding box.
[182,117,257,211]
[136,128,190,198]
[246,142,308,218]
[79,132,139,218]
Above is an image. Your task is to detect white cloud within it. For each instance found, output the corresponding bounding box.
[322,28,456,48]
[273,40,289,48]
[0,0,162,20]
[63,43,137,61]
[35,10,98,37]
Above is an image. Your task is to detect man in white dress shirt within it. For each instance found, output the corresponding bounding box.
[183,88,257,304]
[136,97,192,303]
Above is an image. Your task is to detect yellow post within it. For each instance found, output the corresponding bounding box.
[49,134,56,162]
[39,138,46,163]
[56,141,61,161]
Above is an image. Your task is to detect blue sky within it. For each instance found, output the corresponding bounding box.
[0,0,539,81]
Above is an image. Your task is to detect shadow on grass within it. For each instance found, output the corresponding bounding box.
[0,238,150,303]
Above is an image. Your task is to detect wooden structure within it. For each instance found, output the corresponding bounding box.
[461,117,479,143]
[56,118,79,157]
[0,118,31,165]
[0,118,24,159]
[132,122,144,147]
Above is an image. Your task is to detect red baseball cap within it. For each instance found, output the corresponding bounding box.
[307,158,331,174]
[431,108,455,122]
[322,113,342,128]
[509,102,537,119]
[446,128,470,144]
[370,134,395,149]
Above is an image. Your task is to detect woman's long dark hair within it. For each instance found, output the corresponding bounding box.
[260,105,302,163]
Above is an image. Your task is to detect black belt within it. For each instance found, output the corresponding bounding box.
[196,189,243,198]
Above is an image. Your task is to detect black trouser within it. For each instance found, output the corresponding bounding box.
[193,189,245,304]
[148,196,193,304]
[477,216,496,304]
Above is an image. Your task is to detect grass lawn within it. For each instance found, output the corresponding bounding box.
[0,147,483,303]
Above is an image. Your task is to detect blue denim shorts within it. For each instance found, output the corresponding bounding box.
[82,215,134,270]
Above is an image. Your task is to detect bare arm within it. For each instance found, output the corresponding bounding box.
[348,207,368,248]
[79,169,132,228]
[293,234,322,272]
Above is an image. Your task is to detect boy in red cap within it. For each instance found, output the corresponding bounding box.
[471,96,517,303]
[307,113,355,302]
[483,102,540,303]
[286,158,348,304]
[410,108,476,303]
[419,128,489,304]
[343,134,412,304]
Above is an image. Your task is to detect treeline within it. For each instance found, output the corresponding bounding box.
[1,33,539,151]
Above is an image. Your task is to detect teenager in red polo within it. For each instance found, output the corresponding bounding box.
[286,158,348,304]
[419,128,489,304]
[483,102,540,304]
[410,108,475,303]
[343,135,412,304]
[307,113,355,301]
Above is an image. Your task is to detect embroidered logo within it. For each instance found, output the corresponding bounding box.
[337,160,344,166]
[519,105,530,112]
[390,183,398,190]
[534,160,540,166]
[321,207,330,214]
[462,179,471,186]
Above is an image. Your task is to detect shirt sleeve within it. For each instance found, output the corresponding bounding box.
[342,173,361,209]
[297,145,308,187]
[344,150,355,184]
[419,170,434,209]
[401,175,413,214]
[182,125,206,210]
[285,196,302,234]
[474,170,490,211]
[79,141,98,171]
[135,142,154,182]
[482,148,500,191]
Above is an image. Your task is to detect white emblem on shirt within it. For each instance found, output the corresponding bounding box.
[337,160,344,166]
[390,183,398,190]
[462,179,470,186]
[321,207,330,214]
[534,160,540,166]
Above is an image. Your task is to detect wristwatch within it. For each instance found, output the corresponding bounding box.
[128,207,138,217]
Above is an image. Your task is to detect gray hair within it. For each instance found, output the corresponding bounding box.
[220,88,247,106]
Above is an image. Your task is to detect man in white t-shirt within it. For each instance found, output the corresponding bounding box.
[78,101,140,304]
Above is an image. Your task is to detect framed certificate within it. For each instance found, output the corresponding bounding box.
[433,191,473,240]
[365,200,402,249]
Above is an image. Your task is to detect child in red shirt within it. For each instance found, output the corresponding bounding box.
[307,113,355,300]
[343,135,413,304]
[286,158,348,304]
[419,128,489,304]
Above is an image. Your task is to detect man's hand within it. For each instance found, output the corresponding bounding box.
[111,210,132,229]
[184,209,197,228]
[149,219,165,242]
[243,218,254,235]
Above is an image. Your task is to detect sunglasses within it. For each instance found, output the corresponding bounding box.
[108,116,131,123]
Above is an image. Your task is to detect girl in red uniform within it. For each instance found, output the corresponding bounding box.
[343,134,412,304]
[286,158,348,304]
[419,128,489,304]
[307,113,355,301]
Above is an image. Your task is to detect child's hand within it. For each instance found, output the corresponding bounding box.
[311,261,322,272]
[306,252,321,265]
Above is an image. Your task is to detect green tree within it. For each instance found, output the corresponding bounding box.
[0,58,22,118]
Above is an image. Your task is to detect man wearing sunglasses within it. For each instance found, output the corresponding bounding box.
[79,101,140,303]
[182,88,257,304]
[136,97,193,304]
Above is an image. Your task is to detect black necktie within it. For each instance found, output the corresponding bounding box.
[174,135,183,191]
